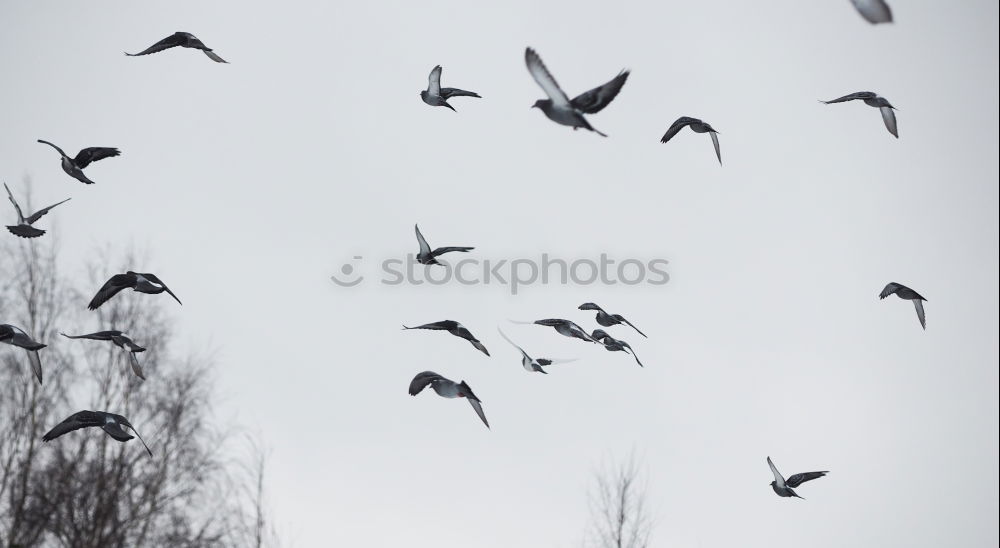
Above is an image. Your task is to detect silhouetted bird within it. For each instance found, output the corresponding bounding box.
[88,271,182,311]
[660,116,722,164]
[0,324,45,384]
[525,47,628,137]
[821,91,898,138]
[497,327,577,373]
[420,65,481,111]
[408,371,489,428]
[414,224,474,265]
[61,331,147,379]
[851,0,893,24]
[879,282,927,329]
[592,329,643,367]
[578,303,647,338]
[516,318,599,344]
[4,182,70,238]
[126,32,228,63]
[403,320,489,356]
[767,456,828,499]
[37,139,120,185]
[43,410,152,456]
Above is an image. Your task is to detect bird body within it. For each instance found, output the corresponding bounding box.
[88,271,182,310]
[530,318,598,343]
[403,320,490,356]
[525,48,628,137]
[660,117,722,164]
[767,456,828,499]
[408,371,489,428]
[4,182,71,238]
[578,302,647,337]
[126,32,228,63]
[821,91,898,137]
[37,140,120,185]
[879,282,928,329]
[0,324,45,384]
[42,410,152,456]
[420,65,481,111]
[592,329,643,367]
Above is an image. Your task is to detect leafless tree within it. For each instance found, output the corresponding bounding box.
[1,214,280,547]
[587,451,654,548]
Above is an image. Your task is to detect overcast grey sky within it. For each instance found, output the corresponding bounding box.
[1,1,998,546]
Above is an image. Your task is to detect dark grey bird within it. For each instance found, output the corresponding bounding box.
[513,319,599,344]
[402,320,489,356]
[42,410,153,457]
[61,331,147,379]
[497,327,577,374]
[767,456,828,499]
[0,324,45,384]
[851,0,893,24]
[408,371,489,428]
[525,47,628,137]
[578,303,647,338]
[592,329,643,367]
[37,140,120,185]
[126,32,228,63]
[4,182,70,238]
[415,224,474,265]
[88,271,182,311]
[660,116,722,164]
[820,91,898,138]
[420,65,481,111]
[879,282,927,330]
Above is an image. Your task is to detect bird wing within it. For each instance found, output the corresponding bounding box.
[709,131,722,164]
[525,48,571,108]
[88,274,134,310]
[143,273,183,305]
[571,70,629,114]
[73,148,120,169]
[785,471,828,488]
[767,456,786,487]
[128,352,147,380]
[578,302,605,313]
[441,88,481,99]
[660,117,695,143]
[126,32,188,56]
[42,411,102,441]
[430,246,474,258]
[614,315,648,338]
[880,106,899,138]
[467,398,490,429]
[2,326,45,350]
[538,358,578,366]
[102,421,135,442]
[202,49,228,63]
[36,139,68,158]
[4,182,25,221]
[879,282,901,299]
[414,224,432,257]
[25,197,71,225]
[851,0,893,24]
[913,300,927,330]
[402,320,455,331]
[427,65,443,95]
[409,371,443,395]
[821,91,876,104]
[27,350,43,384]
[496,327,530,358]
[61,330,120,341]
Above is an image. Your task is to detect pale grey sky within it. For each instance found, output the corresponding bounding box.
[1,1,998,546]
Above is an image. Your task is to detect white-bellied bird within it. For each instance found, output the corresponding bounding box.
[408,371,489,428]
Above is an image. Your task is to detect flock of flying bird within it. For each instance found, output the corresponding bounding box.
[1,0,917,497]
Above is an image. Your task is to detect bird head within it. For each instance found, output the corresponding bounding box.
[531,99,546,109]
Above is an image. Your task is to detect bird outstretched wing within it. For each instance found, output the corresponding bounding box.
[571,70,629,114]
[73,147,121,169]
[409,371,444,395]
[785,471,828,488]
[126,32,188,56]
[525,48,571,108]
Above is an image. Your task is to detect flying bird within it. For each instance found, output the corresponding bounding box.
[592,329,643,367]
[88,271,182,311]
[61,331,147,379]
[525,47,628,137]
[126,32,228,63]
[408,371,489,428]
[420,65,481,111]
[37,140,120,185]
[42,410,153,457]
[4,182,70,238]
[660,116,722,164]
[0,324,45,384]
[851,0,893,24]
[767,456,828,499]
[497,327,577,373]
[820,91,898,138]
[414,224,474,265]
[513,319,599,344]
[578,303,647,338]
[402,320,489,356]
[879,282,928,329]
